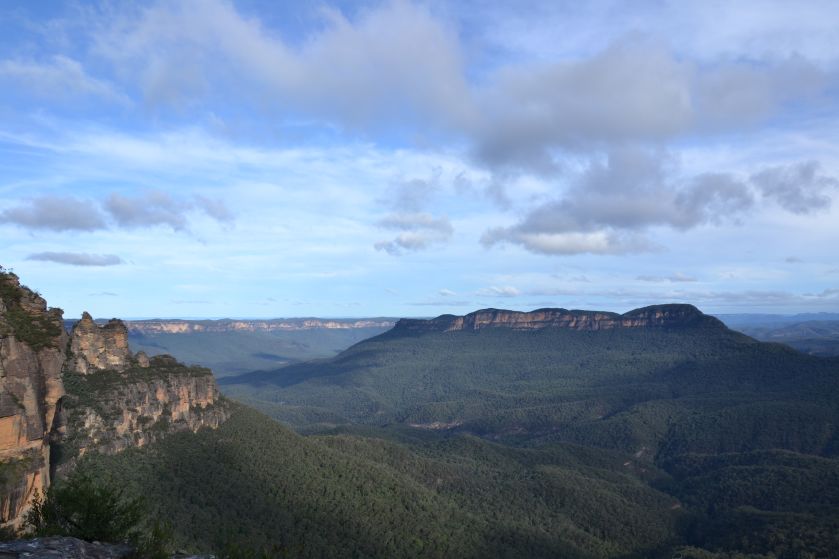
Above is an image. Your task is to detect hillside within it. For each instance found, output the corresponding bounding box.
[214,304,839,556]
[76,402,682,558]
[221,305,839,456]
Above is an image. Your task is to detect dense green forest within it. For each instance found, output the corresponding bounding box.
[78,403,681,558]
[220,319,839,457]
[77,402,839,558]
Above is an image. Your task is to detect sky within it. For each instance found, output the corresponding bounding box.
[1,0,838,319]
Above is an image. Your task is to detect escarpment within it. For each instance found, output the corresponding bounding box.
[0,269,228,531]
[0,272,66,531]
[53,355,228,477]
[393,304,723,334]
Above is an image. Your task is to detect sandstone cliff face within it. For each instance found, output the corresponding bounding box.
[54,357,228,476]
[68,313,133,374]
[393,304,722,334]
[0,270,229,532]
[0,272,67,531]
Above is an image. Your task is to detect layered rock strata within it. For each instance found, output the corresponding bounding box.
[54,356,228,476]
[393,304,723,334]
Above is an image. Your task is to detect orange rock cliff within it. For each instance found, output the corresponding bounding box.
[0,270,228,531]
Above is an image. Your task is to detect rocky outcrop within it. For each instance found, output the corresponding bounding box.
[0,269,229,532]
[393,304,723,334]
[0,272,67,531]
[0,537,213,558]
[54,357,229,476]
[0,537,134,558]
[67,313,133,374]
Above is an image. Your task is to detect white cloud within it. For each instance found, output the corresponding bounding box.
[94,0,474,129]
[480,149,836,256]
[27,252,123,267]
[0,196,107,232]
[375,212,453,255]
[752,160,838,214]
[476,285,520,297]
[0,55,128,103]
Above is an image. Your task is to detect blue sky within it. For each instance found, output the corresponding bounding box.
[1,0,838,318]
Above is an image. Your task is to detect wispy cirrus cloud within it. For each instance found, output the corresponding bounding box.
[0,55,128,104]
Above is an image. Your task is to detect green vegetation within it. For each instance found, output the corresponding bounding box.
[0,270,62,350]
[77,403,679,558]
[54,363,218,466]
[0,450,42,494]
[24,471,172,558]
[212,320,839,556]
[221,324,839,457]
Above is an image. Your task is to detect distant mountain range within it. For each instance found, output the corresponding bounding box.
[716,313,839,356]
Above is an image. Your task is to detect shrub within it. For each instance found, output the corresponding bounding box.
[25,472,145,543]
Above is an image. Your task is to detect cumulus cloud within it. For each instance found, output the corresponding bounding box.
[0,55,128,103]
[104,191,233,230]
[471,40,826,173]
[481,148,754,255]
[1,191,233,234]
[374,212,453,255]
[385,168,442,212]
[751,160,838,214]
[0,197,107,232]
[26,252,123,266]
[94,0,473,129]
[85,1,829,180]
[105,191,190,230]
